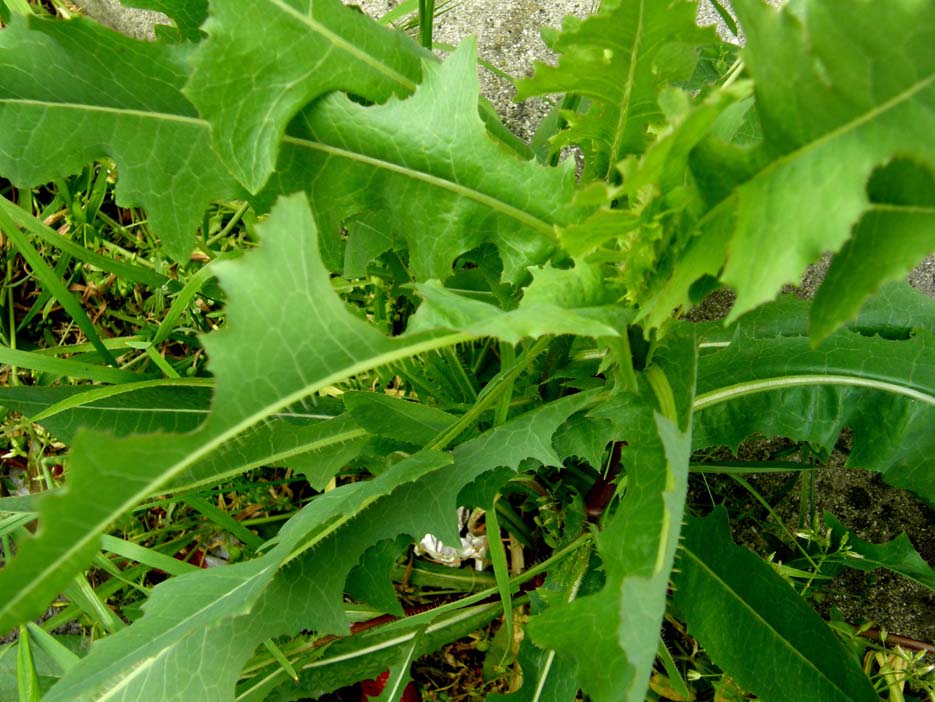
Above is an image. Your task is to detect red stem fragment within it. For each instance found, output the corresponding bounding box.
[585,442,625,519]
[858,627,935,654]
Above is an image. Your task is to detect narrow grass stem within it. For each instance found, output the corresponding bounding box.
[428,336,551,451]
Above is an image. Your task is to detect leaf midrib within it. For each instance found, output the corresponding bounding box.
[679,545,854,700]
[268,0,417,93]
[694,373,935,411]
[0,98,203,126]
[693,70,935,238]
[1,98,558,241]
[0,331,471,629]
[606,0,644,179]
[763,72,935,178]
[89,568,276,702]
[282,135,558,237]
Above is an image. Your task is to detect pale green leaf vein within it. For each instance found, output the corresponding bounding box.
[694,374,935,411]
[282,135,558,238]
[679,545,853,699]
[268,0,416,92]
[0,331,470,623]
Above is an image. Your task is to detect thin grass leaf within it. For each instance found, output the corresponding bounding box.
[24,624,79,675]
[0,348,151,384]
[0,197,177,291]
[16,625,40,702]
[0,203,116,365]
[98,535,199,577]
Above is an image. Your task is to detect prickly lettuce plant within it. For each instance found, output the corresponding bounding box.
[0,0,933,700]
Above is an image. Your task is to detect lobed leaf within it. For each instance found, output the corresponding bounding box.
[266,41,583,282]
[119,0,208,41]
[42,449,452,702]
[0,193,469,635]
[824,512,935,592]
[185,0,427,193]
[693,308,935,503]
[708,0,934,327]
[526,337,695,702]
[516,0,715,181]
[0,15,241,261]
[46,389,597,701]
[809,158,935,340]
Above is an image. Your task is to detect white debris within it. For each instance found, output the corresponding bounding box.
[415,507,489,571]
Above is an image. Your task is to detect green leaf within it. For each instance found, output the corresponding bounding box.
[185,0,427,193]
[611,84,750,308]
[0,383,215,441]
[0,193,471,635]
[24,624,79,675]
[824,512,935,592]
[0,15,241,261]
[345,537,409,615]
[0,382,363,492]
[809,158,935,340]
[47,388,594,701]
[253,602,502,702]
[526,338,695,702]
[0,347,150,384]
[516,0,715,181]
[693,315,935,503]
[343,391,455,447]
[409,280,624,344]
[488,639,579,702]
[709,0,935,324]
[42,449,451,702]
[17,626,41,702]
[489,546,591,702]
[0,202,116,366]
[674,508,879,702]
[267,41,582,282]
[119,0,208,41]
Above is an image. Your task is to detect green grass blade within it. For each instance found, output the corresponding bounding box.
[150,258,227,346]
[0,347,150,383]
[99,535,199,578]
[485,496,514,669]
[63,574,124,635]
[183,496,265,552]
[0,197,177,291]
[16,625,40,702]
[25,623,79,674]
[0,204,116,365]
